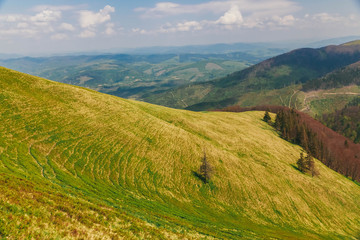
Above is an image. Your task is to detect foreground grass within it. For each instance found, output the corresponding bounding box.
[1,66,360,239]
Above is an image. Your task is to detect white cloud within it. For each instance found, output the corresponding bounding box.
[79,5,115,29]
[59,23,75,31]
[177,21,203,32]
[134,0,302,32]
[51,33,68,40]
[136,0,301,18]
[79,30,96,38]
[17,22,29,28]
[132,28,147,34]
[30,10,62,22]
[0,9,62,38]
[312,13,343,23]
[1,15,26,22]
[272,15,296,26]
[159,21,203,33]
[105,23,115,35]
[135,2,188,18]
[216,6,243,25]
[31,5,81,12]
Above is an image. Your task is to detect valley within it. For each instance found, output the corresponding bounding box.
[0,45,285,101]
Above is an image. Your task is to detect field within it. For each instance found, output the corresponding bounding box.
[1,67,360,239]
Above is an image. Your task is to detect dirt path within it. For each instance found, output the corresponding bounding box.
[300,91,360,112]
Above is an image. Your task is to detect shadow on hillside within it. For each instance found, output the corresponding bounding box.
[192,170,206,183]
[291,164,301,172]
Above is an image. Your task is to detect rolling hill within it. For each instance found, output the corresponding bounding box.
[1,67,360,239]
[0,52,262,100]
[143,42,360,113]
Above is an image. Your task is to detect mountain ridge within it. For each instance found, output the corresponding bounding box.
[142,42,360,112]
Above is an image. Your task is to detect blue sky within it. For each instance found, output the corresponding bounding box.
[0,0,359,55]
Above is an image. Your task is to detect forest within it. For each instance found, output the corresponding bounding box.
[302,63,360,91]
[321,97,360,143]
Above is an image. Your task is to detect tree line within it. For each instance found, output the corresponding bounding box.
[218,105,360,182]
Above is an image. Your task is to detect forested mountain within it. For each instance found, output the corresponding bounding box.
[143,42,360,111]
[303,61,360,91]
[321,97,360,143]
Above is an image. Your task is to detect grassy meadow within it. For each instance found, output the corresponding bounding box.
[0,66,360,239]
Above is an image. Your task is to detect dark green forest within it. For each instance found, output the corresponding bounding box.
[321,97,360,143]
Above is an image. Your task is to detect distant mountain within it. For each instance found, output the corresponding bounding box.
[304,36,360,48]
[0,53,23,59]
[119,36,360,55]
[143,42,360,111]
[116,42,289,56]
[1,66,360,239]
[0,52,264,99]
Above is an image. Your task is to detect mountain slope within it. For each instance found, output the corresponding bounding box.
[303,60,360,91]
[1,67,360,239]
[321,97,360,143]
[143,43,360,110]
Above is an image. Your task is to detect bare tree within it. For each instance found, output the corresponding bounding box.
[199,151,212,183]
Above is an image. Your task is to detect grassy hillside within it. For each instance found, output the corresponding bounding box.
[143,43,360,111]
[1,67,360,239]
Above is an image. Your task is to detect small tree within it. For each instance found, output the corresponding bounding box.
[199,151,212,183]
[296,152,306,172]
[297,152,319,177]
[263,111,271,123]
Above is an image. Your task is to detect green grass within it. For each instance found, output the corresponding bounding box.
[1,66,360,239]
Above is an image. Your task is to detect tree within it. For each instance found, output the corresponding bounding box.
[199,151,212,183]
[263,111,271,123]
[297,152,319,177]
[309,157,320,177]
[297,152,306,172]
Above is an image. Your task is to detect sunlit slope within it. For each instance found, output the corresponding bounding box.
[1,66,360,239]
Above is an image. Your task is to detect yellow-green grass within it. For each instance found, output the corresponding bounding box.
[342,40,360,46]
[1,66,360,239]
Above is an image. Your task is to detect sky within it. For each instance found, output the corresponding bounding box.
[0,0,359,55]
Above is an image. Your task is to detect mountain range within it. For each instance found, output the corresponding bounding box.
[143,41,360,116]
